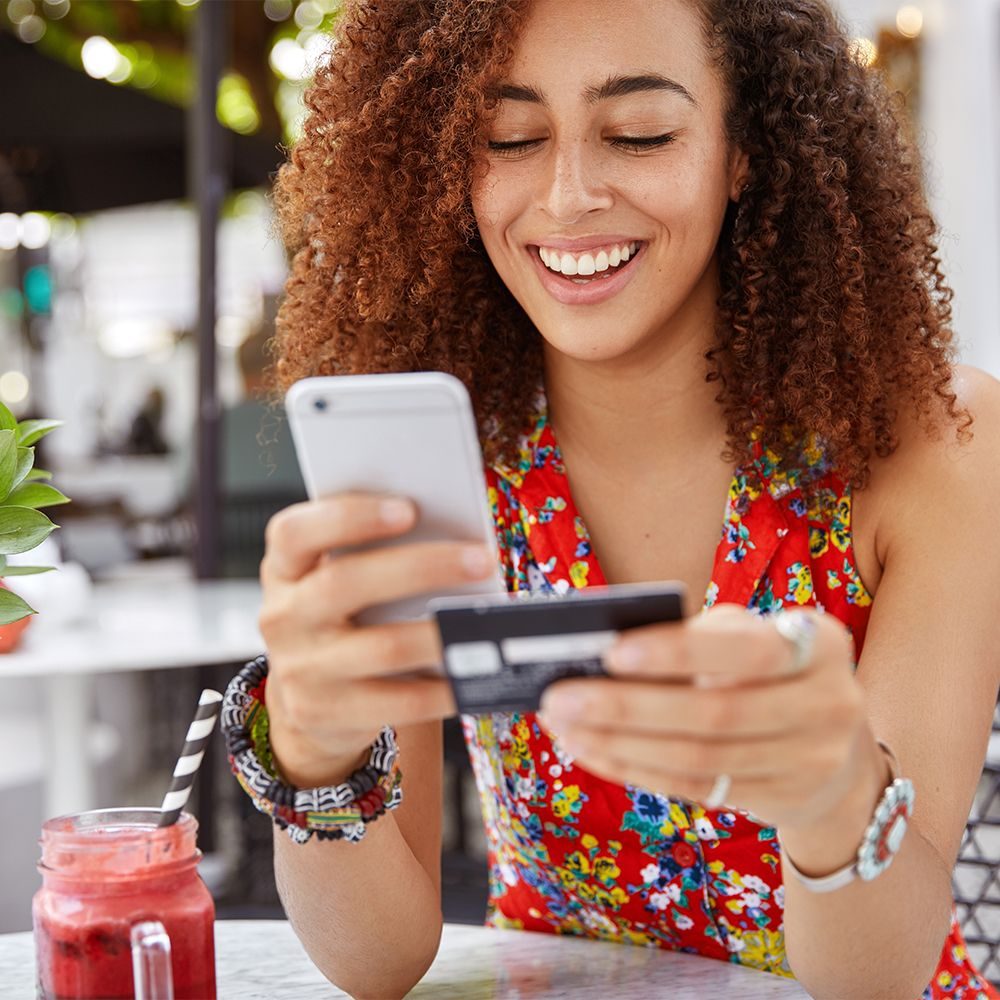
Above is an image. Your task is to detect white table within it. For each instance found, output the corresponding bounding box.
[0,919,808,998]
[0,578,263,818]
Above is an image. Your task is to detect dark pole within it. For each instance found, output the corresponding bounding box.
[189,0,230,579]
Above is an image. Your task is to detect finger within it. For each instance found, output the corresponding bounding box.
[576,757,779,812]
[539,672,824,738]
[261,493,417,582]
[298,539,497,622]
[542,721,802,781]
[604,605,847,683]
[282,621,443,680]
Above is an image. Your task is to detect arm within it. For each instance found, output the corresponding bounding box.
[274,720,445,1000]
[780,365,1000,998]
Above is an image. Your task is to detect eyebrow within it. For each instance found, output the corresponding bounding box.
[495,73,698,110]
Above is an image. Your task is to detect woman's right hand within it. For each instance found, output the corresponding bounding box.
[258,493,497,788]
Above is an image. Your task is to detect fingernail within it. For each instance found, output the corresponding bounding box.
[380,498,414,526]
[462,546,494,578]
[607,640,646,671]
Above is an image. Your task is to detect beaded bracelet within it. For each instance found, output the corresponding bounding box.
[221,655,403,844]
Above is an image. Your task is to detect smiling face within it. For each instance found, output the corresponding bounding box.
[471,0,748,368]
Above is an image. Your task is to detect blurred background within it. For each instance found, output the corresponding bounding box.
[0,0,997,983]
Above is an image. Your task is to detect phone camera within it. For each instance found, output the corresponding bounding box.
[313,397,329,412]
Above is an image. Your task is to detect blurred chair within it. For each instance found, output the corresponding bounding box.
[953,699,1000,986]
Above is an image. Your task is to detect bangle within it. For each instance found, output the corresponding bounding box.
[221,655,403,844]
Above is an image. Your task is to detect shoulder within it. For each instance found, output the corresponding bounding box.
[865,363,1000,562]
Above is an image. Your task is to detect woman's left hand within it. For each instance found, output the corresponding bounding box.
[538,603,875,832]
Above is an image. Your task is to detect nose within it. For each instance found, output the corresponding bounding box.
[539,139,614,225]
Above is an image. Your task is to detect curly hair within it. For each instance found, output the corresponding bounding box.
[271,0,969,486]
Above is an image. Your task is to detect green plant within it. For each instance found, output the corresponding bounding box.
[0,402,69,626]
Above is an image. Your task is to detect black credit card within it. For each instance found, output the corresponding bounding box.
[429,582,686,715]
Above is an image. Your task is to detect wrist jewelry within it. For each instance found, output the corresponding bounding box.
[221,655,403,844]
[779,740,915,893]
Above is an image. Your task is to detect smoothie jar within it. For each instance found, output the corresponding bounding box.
[33,808,216,1000]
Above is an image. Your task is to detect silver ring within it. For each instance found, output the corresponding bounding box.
[704,773,732,810]
[773,610,818,674]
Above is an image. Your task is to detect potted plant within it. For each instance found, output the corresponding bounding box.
[0,402,69,652]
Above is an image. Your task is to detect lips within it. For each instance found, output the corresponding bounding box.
[526,240,647,306]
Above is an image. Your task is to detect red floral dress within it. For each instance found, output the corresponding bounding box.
[462,398,996,999]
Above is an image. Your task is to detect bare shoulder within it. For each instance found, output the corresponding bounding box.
[868,363,1000,552]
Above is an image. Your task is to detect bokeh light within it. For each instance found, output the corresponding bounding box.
[20,213,51,250]
[217,73,261,134]
[896,6,924,39]
[81,36,123,80]
[6,0,35,25]
[42,0,69,19]
[264,0,292,20]
[0,214,21,251]
[0,372,30,406]
[17,13,45,42]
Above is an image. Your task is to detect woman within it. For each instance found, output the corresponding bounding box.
[244,1,1000,996]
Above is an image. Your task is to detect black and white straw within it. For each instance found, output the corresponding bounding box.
[157,689,224,828]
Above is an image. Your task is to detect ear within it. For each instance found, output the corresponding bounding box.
[728,147,751,202]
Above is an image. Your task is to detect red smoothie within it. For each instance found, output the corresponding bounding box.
[33,809,216,1000]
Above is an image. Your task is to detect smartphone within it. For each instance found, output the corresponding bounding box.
[285,372,506,626]
[430,581,686,714]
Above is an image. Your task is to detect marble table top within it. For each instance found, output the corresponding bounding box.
[2,918,808,999]
[0,578,263,677]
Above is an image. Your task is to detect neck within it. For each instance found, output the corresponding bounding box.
[543,277,727,476]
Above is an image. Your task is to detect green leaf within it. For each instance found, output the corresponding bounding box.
[24,467,52,483]
[0,564,53,576]
[0,587,36,626]
[9,447,33,497]
[0,403,15,433]
[17,420,62,448]
[0,507,56,555]
[6,483,70,510]
[0,430,15,501]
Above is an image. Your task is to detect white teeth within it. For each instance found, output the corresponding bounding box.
[537,241,641,277]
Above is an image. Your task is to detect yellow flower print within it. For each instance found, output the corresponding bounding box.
[739,928,792,975]
[831,496,851,552]
[809,525,829,558]
[570,560,590,588]
[802,432,824,469]
[564,850,591,876]
[581,834,598,851]
[551,784,582,819]
[826,569,842,589]
[668,802,691,829]
[785,562,813,604]
[593,856,621,885]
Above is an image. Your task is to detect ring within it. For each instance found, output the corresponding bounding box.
[704,773,732,810]
[773,610,818,675]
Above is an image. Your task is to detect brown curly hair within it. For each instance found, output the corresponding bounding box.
[271,0,969,486]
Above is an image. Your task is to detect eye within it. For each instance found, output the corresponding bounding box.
[610,133,677,152]
[487,138,543,158]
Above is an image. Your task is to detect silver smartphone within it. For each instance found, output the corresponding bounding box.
[284,372,506,626]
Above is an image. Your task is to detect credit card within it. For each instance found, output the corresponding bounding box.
[430,582,686,714]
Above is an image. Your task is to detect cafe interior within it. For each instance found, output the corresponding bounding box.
[0,0,998,995]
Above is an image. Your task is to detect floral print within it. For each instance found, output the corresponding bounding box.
[461,394,996,999]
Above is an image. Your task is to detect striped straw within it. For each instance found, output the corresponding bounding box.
[157,689,223,828]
